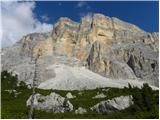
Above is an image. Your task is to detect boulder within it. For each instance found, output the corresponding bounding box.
[26,93,40,107]
[66,92,75,99]
[75,107,87,114]
[91,95,133,113]
[65,100,74,111]
[26,92,73,113]
[78,92,83,95]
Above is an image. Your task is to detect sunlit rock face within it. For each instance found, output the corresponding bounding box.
[2,13,159,89]
[51,17,79,56]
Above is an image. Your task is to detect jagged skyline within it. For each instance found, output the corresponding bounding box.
[35,1,158,32]
[1,1,158,48]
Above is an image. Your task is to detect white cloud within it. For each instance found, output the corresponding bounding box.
[79,12,93,22]
[76,1,91,10]
[1,1,53,48]
[77,1,86,8]
[41,14,49,22]
[76,1,92,20]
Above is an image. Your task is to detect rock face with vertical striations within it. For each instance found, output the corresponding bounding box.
[1,13,159,89]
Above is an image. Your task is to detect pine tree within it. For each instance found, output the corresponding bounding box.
[141,83,156,111]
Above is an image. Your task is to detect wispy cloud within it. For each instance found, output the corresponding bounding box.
[41,14,49,22]
[76,1,93,21]
[79,12,93,22]
[76,1,91,10]
[1,1,52,48]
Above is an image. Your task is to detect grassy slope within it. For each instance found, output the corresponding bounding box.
[1,71,159,119]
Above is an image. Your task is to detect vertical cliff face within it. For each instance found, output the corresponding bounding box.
[51,17,79,56]
[1,13,159,87]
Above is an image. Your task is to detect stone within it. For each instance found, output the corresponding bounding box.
[4,89,17,94]
[93,93,106,99]
[102,88,110,92]
[4,89,21,97]
[66,92,75,99]
[75,107,87,114]
[26,93,40,107]
[78,92,83,95]
[91,95,133,113]
[14,92,21,97]
[26,92,73,113]
[65,100,74,111]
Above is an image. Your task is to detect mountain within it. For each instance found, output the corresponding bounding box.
[2,13,159,90]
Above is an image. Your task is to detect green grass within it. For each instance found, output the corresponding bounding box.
[1,89,31,119]
[1,71,159,119]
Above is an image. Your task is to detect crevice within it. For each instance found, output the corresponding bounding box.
[151,63,155,70]
[111,18,116,42]
[127,55,135,73]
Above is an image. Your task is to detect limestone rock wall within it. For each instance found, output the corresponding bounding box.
[2,13,159,87]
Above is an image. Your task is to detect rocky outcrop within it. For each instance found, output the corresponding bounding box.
[85,31,158,86]
[2,13,159,89]
[90,95,133,113]
[26,92,73,113]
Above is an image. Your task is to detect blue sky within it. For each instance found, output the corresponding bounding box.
[35,1,159,32]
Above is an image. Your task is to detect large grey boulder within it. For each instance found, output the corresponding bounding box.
[91,95,133,113]
[26,92,73,113]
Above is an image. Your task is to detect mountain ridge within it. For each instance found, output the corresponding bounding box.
[2,13,159,90]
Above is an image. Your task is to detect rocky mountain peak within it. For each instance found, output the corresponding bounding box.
[2,13,159,90]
